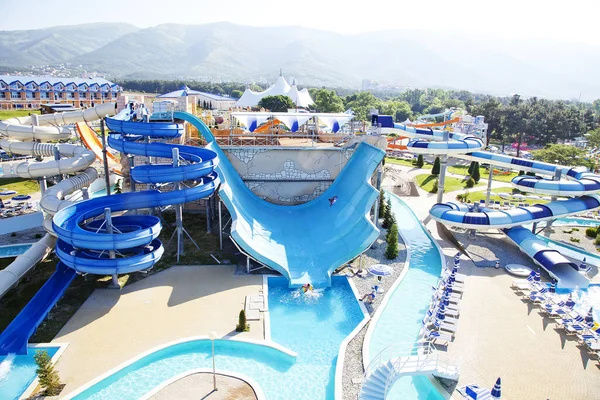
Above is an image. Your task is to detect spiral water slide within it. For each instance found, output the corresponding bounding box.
[0,111,220,355]
[383,123,595,289]
[175,112,385,288]
[0,103,121,354]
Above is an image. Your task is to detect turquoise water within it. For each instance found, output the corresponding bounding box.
[368,193,445,400]
[71,276,363,399]
[0,347,59,400]
[0,244,32,258]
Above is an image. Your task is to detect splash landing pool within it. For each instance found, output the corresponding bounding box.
[0,346,59,400]
[66,276,365,399]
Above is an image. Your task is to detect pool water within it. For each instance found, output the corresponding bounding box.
[368,194,445,400]
[0,244,33,258]
[71,276,364,399]
[0,347,59,400]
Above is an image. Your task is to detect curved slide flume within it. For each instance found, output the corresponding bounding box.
[174,111,385,288]
[382,123,484,155]
[52,124,219,275]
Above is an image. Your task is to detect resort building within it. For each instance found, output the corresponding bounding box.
[157,85,237,110]
[0,74,122,110]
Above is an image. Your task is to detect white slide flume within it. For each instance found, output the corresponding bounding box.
[0,103,116,299]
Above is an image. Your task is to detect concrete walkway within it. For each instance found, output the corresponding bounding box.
[52,265,264,396]
[400,195,600,399]
[148,373,257,400]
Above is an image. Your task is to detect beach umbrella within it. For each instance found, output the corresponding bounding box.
[11,194,31,201]
[436,308,446,321]
[565,294,576,309]
[491,377,502,399]
[549,280,556,293]
[454,252,461,260]
[512,193,525,200]
[580,258,587,271]
[586,308,594,324]
[367,264,394,277]
[534,269,541,282]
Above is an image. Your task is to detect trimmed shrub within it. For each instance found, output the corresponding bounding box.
[471,162,481,182]
[385,223,399,259]
[34,350,62,396]
[378,191,387,220]
[465,178,475,188]
[432,178,439,193]
[431,157,441,175]
[416,154,424,168]
[586,227,597,238]
[236,309,250,332]
[467,161,475,175]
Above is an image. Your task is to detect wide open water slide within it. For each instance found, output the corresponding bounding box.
[0,104,118,354]
[175,112,385,287]
[382,123,595,289]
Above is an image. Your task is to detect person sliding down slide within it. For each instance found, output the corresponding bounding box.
[302,283,314,293]
[329,196,338,207]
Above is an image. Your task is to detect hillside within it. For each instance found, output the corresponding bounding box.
[1,22,599,100]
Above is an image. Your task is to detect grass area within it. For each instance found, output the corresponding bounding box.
[0,109,40,120]
[385,157,432,168]
[447,165,518,183]
[416,174,483,193]
[0,178,40,198]
[456,187,550,205]
[0,211,235,343]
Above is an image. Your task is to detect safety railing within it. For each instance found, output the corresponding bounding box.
[186,132,354,148]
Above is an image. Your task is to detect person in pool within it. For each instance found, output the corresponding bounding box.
[329,196,338,207]
[302,283,314,293]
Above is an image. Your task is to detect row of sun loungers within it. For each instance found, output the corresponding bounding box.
[511,277,600,360]
[420,254,467,347]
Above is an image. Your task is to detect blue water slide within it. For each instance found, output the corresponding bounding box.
[53,120,219,274]
[105,114,184,138]
[0,263,76,355]
[174,112,385,287]
[504,227,589,289]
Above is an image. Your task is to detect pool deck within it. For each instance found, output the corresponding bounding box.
[148,372,257,400]
[402,194,600,399]
[50,265,264,396]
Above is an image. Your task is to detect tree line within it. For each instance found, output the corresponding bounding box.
[118,79,600,148]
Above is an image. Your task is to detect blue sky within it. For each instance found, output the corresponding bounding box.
[1,0,599,45]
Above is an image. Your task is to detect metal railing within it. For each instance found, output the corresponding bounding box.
[186,132,354,148]
[363,341,434,383]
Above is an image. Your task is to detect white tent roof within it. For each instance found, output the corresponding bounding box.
[235,76,314,108]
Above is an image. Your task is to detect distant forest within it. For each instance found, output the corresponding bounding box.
[117,79,600,147]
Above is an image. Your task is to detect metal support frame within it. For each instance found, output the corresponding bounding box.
[485,166,493,207]
[165,148,201,262]
[100,119,111,196]
[53,146,63,183]
[105,207,120,289]
[218,198,223,250]
[436,155,448,204]
[373,164,383,228]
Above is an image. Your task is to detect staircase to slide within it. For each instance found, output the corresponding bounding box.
[360,342,459,400]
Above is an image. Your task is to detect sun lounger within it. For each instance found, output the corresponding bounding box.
[556,315,584,329]
[421,328,454,345]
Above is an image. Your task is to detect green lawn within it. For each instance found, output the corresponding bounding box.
[457,187,550,205]
[447,165,518,183]
[385,157,432,168]
[0,109,40,120]
[416,174,483,193]
[0,178,39,198]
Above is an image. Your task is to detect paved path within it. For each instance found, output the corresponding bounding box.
[400,195,600,399]
[52,265,264,396]
[148,373,257,400]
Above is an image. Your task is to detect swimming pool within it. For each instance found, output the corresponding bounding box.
[365,193,445,399]
[0,346,59,400]
[0,243,33,258]
[67,276,364,399]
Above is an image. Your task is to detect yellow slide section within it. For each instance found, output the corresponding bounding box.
[75,122,122,175]
[413,117,460,128]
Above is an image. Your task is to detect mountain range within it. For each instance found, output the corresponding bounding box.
[1,22,599,101]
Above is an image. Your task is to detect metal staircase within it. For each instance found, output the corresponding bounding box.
[359,342,459,400]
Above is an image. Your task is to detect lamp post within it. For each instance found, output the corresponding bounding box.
[209,331,218,391]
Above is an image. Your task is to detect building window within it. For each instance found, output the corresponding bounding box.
[10,92,19,99]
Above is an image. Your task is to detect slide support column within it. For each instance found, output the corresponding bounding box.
[485,166,493,207]
[100,119,111,196]
[218,197,223,250]
[172,148,184,260]
[105,207,119,289]
[53,147,63,183]
[436,155,448,204]
[39,178,47,196]
[373,164,382,228]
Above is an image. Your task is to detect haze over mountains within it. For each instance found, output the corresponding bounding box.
[1,22,599,101]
